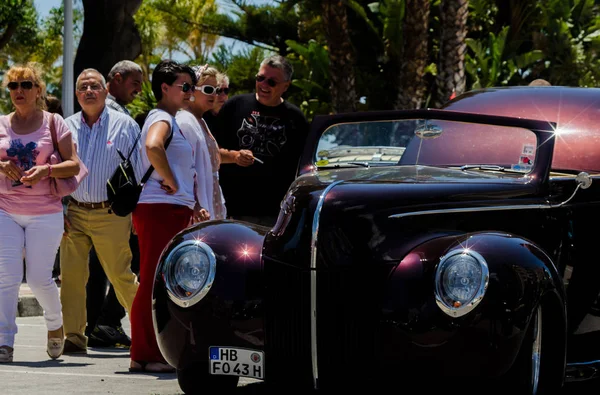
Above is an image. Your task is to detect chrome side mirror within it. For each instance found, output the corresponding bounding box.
[552,172,593,207]
[576,172,592,189]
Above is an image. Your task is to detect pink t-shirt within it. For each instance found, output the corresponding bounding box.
[0,111,71,215]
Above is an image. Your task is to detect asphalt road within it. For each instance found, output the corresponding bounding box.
[1,316,597,394]
[0,316,262,395]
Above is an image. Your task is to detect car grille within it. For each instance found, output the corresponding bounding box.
[316,266,390,388]
[264,255,394,389]
[263,257,313,386]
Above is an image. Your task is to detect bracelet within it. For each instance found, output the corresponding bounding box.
[47,164,52,177]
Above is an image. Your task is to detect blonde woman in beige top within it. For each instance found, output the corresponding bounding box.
[177,65,252,219]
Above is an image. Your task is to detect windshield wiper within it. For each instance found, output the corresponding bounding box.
[460,164,505,171]
[346,161,370,168]
[318,161,371,169]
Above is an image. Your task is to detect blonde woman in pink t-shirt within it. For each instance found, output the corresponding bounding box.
[0,63,80,363]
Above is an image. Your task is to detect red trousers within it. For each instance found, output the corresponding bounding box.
[130,203,192,363]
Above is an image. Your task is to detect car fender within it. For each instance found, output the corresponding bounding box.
[152,220,268,369]
[382,231,566,377]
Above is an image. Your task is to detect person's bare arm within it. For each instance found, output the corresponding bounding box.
[146,120,177,194]
[21,134,80,186]
[219,148,254,166]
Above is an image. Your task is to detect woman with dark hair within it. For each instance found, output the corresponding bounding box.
[129,59,208,373]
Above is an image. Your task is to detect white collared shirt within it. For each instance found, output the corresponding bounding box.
[65,106,143,203]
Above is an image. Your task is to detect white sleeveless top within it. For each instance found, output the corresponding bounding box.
[138,109,196,209]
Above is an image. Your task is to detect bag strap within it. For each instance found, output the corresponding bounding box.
[126,128,142,161]
[49,113,58,151]
[140,126,173,185]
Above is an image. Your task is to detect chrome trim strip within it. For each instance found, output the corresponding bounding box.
[163,240,216,308]
[310,180,343,390]
[531,306,542,394]
[389,204,549,219]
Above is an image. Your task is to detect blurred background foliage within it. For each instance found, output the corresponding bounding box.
[1,0,600,121]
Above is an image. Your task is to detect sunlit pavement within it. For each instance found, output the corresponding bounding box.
[0,316,260,394]
[1,317,597,394]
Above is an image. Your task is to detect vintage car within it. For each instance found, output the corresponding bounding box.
[151,86,600,394]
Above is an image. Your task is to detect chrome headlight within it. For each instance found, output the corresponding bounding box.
[434,249,489,317]
[163,240,216,308]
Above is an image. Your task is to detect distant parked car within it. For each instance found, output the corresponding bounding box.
[152,86,600,394]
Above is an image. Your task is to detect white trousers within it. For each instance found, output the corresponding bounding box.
[0,209,63,348]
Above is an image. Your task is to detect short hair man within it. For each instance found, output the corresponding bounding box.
[84,60,143,349]
[60,68,143,353]
[105,60,143,115]
[216,55,310,226]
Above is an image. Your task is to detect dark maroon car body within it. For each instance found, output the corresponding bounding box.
[152,86,600,393]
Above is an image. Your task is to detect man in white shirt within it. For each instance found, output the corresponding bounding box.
[61,68,142,354]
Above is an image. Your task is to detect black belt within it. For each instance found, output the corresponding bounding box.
[70,198,111,210]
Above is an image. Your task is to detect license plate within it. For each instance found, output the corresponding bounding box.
[209,346,264,379]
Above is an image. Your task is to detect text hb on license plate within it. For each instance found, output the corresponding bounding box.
[209,347,264,379]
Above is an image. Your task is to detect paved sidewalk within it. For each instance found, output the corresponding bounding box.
[17,282,46,317]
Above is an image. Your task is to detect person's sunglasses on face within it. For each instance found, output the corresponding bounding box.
[255,74,281,88]
[175,82,195,93]
[7,81,35,90]
[196,85,218,95]
[216,86,230,95]
[77,83,103,93]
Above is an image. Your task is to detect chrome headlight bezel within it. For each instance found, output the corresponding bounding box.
[162,240,216,308]
[434,249,489,318]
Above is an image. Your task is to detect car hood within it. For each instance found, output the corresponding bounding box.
[265,165,544,268]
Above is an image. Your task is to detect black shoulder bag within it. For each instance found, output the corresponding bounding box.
[107,128,173,217]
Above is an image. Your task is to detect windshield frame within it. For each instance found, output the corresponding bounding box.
[299,109,557,184]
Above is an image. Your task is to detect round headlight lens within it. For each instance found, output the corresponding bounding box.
[174,249,210,293]
[163,240,216,307]
[435,249,488,317]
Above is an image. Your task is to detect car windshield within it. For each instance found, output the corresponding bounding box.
[315,119,538,173]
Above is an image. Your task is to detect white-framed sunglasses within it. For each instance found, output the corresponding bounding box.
[196,85,218,95]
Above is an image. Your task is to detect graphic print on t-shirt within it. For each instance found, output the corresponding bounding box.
[237,113,287,157]
[7,139,39,172]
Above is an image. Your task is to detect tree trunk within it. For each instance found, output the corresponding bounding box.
[395,0,430,110]
[434,0,469,107]
[73,0,143,109]
[322,0,357,113]
[0,22,17,51]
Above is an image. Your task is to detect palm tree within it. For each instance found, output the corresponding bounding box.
[395,0,431,110]
[434,0,469,108]
[322,0,357,113]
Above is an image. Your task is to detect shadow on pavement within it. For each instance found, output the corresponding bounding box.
[7,361,92,368]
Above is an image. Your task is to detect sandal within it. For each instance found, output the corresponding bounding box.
[128,360,147,372]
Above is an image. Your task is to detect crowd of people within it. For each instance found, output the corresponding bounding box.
[0,55,309,372]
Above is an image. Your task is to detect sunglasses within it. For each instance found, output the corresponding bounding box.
[77,83,104,92]
[7,81,34,90]
[216,87,230,95]
[196,85,217,95]
[255,75,281,88]
[175,82,195,93]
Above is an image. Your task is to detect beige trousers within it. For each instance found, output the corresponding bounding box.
[60,203,139,348]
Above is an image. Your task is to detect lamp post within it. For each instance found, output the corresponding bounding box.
[62,0,74,117]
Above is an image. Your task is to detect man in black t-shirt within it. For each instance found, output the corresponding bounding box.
[216,55,309,226]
